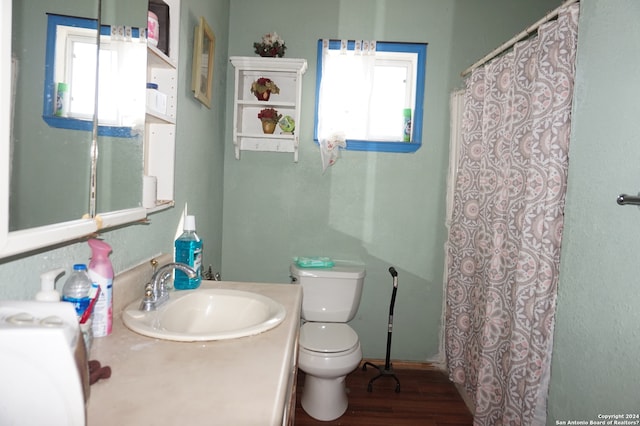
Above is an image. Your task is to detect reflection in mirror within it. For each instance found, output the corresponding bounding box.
[94,28,145,215]
[42,14,145,217]
[43,15,146,137]
[96,134,144,214]
[10,2,95,231]
[41,14,146,215]
[9,0,144,232]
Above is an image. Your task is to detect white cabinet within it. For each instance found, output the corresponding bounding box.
[144,0,179,210]
[230,57,307,162]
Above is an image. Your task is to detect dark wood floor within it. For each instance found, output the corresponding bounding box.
[294,361,473,426]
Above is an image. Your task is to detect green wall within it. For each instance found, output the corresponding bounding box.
[222,0,558,361]
[547,0,640,421]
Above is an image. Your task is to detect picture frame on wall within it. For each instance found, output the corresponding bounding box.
[191,16,215,108]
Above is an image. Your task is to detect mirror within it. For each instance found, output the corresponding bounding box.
[10,0,100,231]
[1,0,147,257]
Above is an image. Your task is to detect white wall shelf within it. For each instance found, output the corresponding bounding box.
[144,0,179,209]
[230,57,307,162]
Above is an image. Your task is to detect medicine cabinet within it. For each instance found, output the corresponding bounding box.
[0,0,179,258]
[230,57,307,162]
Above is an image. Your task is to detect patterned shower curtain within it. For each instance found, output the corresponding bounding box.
[445,4,579,425]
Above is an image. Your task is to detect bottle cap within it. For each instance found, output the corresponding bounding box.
[73,264,87,271]
[184,215,196,231]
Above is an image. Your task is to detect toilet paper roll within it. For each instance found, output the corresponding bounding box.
[142,175,157,208]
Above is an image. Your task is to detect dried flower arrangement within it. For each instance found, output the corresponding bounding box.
[257,107,282,122]
[250,77,280,101]
[253,32,287,58]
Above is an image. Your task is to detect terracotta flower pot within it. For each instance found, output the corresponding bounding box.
[261,119,277,134]
[255,90,271,101]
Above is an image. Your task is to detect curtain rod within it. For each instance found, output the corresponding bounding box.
[461,0,579,77]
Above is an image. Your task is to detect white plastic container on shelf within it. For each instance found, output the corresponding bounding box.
[146,82,167,115]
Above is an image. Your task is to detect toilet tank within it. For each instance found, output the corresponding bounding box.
[290,261,365,322]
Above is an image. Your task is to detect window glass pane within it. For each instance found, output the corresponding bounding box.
[97,48,118,123]
[68,40,119,123]
[319,51,373,140]
[370,65,408,140]
[69,41,96,118]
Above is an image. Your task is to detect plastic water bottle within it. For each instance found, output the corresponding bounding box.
[61,264,93,318]
[174,215,203,289]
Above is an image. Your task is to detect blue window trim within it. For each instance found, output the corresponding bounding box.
[43,14,140,138]
[314,39,427,153]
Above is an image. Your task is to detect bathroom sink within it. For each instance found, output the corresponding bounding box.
[122,288,286,342]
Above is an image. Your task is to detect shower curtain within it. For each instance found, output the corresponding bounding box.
[445,4,579,425]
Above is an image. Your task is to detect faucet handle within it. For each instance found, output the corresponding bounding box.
[139,284,155,311]
[143,281,153,294]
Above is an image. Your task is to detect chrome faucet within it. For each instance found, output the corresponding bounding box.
[139,262,197,311]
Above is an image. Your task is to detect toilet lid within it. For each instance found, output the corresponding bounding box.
[300,322,358,353]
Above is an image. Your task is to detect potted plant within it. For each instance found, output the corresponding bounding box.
[257,107,282,134]
[253,32,287,58]
[251,77,280,101]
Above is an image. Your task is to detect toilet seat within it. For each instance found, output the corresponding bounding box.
[300,322,358,353]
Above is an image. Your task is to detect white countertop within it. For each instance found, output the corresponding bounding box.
[87,280,302,426]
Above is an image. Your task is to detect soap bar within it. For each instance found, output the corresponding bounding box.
[294,257,335,268]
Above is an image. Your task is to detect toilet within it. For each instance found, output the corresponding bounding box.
[290,261,366,421]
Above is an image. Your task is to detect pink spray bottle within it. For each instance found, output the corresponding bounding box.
[88,239,114,337]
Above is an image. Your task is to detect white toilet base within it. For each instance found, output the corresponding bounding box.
[301,374,348,421]
[298,338,362,421]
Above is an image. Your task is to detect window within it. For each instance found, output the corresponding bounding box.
[314,39,427,153]
[43,14,146,137]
